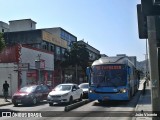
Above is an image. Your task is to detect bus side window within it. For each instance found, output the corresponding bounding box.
[128,67,131,75]
[127,67,131,81]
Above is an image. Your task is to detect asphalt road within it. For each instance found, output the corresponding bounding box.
[0,90,141,120]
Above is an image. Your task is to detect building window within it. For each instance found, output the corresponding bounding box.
[61,31,65,40]
[65,33,69,40]
[70,35,76,41]
[56,46,60,55]
[62,48,65,55]
[50,45,54,52]
[2,29,4,32]
[42,42,48,50]
[43,45,47,50]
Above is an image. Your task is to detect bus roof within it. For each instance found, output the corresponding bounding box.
[92,56,135,67]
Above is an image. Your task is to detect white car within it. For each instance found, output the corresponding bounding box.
[47,83,83,106]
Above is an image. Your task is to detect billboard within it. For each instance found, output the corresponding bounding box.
[42,31,67,48]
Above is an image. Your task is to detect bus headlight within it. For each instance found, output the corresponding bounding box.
[89,89,94,93]
[119,88,127,93]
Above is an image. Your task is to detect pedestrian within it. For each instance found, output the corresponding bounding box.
[3,81,9,102]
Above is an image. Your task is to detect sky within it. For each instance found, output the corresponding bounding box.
[0,0,145,61]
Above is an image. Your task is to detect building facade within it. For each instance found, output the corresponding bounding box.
[0,21,9,32]
[9,19,36,32]
[0,45,54,96]
[2,19,77,88]
[1,19,105,91]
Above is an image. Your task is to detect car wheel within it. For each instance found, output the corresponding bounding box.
[49,102,53,106]
[32,97,37,105]
[14,103,18,107]
[68,96,73,105]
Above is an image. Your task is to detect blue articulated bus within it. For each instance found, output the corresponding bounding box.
[86,56,139,103]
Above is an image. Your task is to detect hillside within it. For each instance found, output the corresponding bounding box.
[136,59,149,73]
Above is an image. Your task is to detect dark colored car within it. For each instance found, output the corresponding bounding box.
[12,84,51,106]
[78,83,89,98]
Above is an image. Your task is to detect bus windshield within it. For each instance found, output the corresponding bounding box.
[91,64,127,87]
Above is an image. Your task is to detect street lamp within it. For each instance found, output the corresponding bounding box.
[35,54,41,84]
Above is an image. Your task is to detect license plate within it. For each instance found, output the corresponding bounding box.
[16,100,21,103]
[52,98,59,101]
[53,100,60,102]
[52,97,59,100]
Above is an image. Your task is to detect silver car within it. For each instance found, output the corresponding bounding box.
[79,83,89,98]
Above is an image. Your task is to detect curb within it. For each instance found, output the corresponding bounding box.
[0,102,12,107]
[64,99,90,112]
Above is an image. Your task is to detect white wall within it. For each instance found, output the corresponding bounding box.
[18,46,54,86]
[20,46,54,71]
[0,63,18,96]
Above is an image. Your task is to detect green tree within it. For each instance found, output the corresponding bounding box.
[0,32,5,51]
[61,49,71,67]
[61,41,90,83]
[70,42,90,70]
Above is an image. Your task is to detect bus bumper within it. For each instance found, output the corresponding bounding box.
[88,93,129,101]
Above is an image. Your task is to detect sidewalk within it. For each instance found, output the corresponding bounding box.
[134,80,152,120]
[0,96,12,107]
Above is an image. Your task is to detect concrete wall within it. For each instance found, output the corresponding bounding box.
[9,19,36,32]
[0,63,18,96]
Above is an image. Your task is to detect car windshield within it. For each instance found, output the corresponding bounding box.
[55,85,72,91]
[19,86,37,93]
[79,84,89,89]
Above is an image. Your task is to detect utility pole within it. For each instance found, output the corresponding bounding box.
[145,39,149,86]
[147,16,160,113]
[146,39,148,74]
